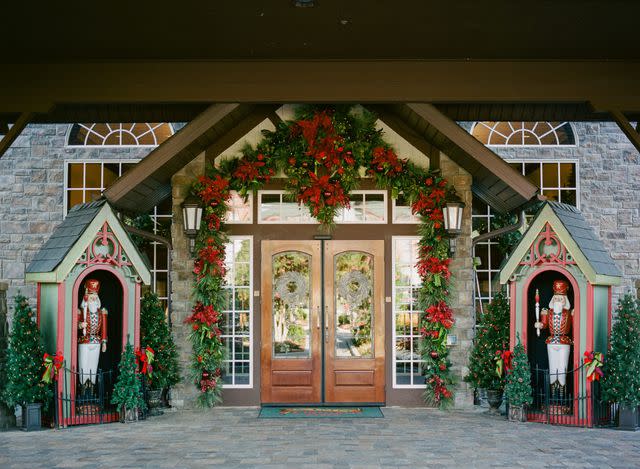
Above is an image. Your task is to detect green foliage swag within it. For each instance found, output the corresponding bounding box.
[504,336,533,407]
[2,294,51,409]
[140,292,180,390]
[188,105,461,407]
[465,293,510,391]
[602,294,640,406]
[111,341,146,412]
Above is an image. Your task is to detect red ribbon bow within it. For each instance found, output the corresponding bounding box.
[41,352,64,383]
[136,346,155,378]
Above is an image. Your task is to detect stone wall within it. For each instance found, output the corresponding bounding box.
[168,153,206,409]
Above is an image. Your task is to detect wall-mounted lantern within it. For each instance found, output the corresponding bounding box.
[443,201,465,255]
[181,195,202,254]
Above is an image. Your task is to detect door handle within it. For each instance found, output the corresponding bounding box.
[325,305,329,343]
[316,305,320,330]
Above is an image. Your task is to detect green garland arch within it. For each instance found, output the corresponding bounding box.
[186,105,461,408]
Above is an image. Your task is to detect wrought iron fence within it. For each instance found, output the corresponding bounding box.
[523,363,616,428]
[53,364,148,428]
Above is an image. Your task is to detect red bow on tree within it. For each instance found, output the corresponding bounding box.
[41,352,64,383]
[495,349,512,377]
[136,346,155,378]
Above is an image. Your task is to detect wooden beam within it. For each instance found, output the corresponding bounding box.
[1,61,640,112]
[405,103,538,202]
[105,103,243,211]
[205,105,279,165]
[104,103,279,213]
[610,110,640,153]
[366,105,437,168]
[0,112,33,158]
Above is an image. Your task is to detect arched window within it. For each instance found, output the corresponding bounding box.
[67,123,174,146]
[471,122,575,146]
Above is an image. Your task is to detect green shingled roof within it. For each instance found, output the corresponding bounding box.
[499,201,621,286]
[547,202,620,278]
[25,199,151,285]
[26,200,108,274]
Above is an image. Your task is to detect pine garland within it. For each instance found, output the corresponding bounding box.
[1,294,51,410]
[189,105,461,408]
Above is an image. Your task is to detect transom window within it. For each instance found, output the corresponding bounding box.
[67,123,173,146]
[222,236,253,387]
[471,122,575,146]
[392,236,425,388]
[64,160,171,310]
[226,191,253,224]
[256,190,388,224]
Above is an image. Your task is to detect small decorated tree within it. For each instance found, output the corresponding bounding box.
[602,294,640,427]
[505,336,532,421]
[112,341,146,421]
[2,295,51,412]
[140,292,180,393]
[465,293,510,404]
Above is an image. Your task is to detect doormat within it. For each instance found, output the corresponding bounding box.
[258,406,384,418]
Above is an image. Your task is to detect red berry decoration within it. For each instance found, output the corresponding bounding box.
[430,351,439,359]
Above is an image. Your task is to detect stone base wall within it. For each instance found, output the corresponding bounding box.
[0,282,16,429]
[441,155,475,408]
[168,154,206,409]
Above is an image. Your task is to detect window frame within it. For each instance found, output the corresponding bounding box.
[65,123,174,148]
[392,194,420,224]
[221,235,254,388]
[226,191,254,225]
[470,122,578,147]
[391,236,426,389]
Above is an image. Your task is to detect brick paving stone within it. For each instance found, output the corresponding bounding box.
[1,407,640,468]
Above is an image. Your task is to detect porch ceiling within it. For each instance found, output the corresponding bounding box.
[4,2,639,61]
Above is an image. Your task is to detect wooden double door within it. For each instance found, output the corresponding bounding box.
[261,240,385,404]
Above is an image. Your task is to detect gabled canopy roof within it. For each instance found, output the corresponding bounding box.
[105,103,538,214]
[25,199,151,284]
[499,202,621,286]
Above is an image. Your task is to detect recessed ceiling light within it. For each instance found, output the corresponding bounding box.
[294,0,315,7]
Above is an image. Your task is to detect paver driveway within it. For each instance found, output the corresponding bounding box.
[1,407,639,468]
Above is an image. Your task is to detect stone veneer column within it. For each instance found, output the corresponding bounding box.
[0,282,16,429]
[168,154,206,409]
[440,155,475,408]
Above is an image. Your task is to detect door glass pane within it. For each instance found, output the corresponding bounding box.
[272,251,311,359]
[334,251,374,358]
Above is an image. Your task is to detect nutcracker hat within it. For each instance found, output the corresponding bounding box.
[552,279,569,295]
[84,278,100,294]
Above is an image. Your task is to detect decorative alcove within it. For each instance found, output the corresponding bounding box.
[25,199,150,425]
[499,202,621,424]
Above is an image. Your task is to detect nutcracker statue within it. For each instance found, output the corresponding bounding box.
[77,279,108,388]
[534,279,573,391]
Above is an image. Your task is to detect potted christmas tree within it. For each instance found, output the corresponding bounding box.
[465,293,510,411]
[140,292,180,409]
[505,336,532,422]
[112,340,146,422]
[602,294,640,430]
[1,295,51,431]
